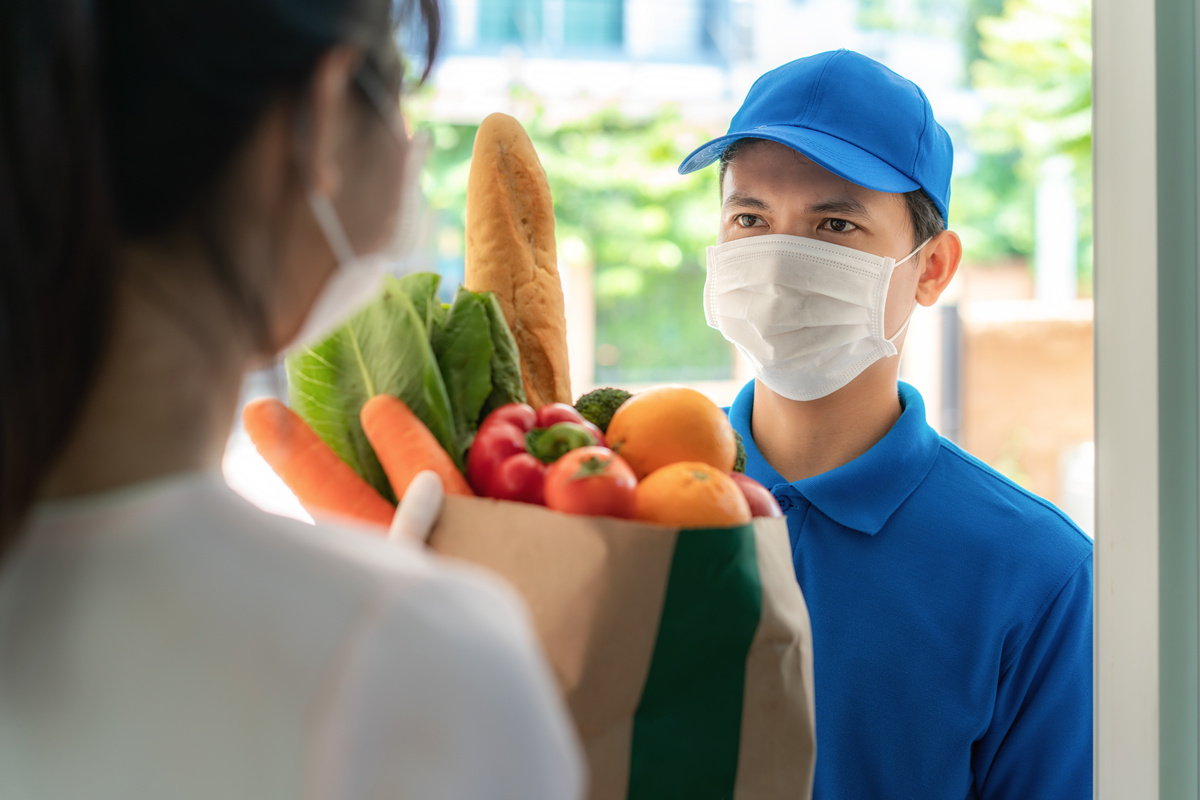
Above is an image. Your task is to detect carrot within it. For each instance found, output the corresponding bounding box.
[242,397,395,528]
[360,394,476,498]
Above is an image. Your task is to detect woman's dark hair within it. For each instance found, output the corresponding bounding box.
[0,0,441,557]
[718,137,946,249]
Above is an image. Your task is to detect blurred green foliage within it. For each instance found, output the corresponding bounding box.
[856,0,965,39]
[970,0,1092,289]
[413,100,732,385]
[972,0,1091,181]
[859,0,1092,290]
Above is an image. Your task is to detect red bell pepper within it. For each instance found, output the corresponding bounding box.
[466,403,604,504]
[528,403,605,446]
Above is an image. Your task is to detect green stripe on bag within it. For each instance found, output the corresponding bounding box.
[627,525,764,799]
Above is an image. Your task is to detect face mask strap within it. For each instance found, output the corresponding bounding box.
[883,237,933,347]
[308,191,358,265]
[297,58,411,271]
[886,305,916,346]
[894,236,933,268]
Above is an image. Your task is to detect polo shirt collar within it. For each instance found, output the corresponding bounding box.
[728,380,941,535]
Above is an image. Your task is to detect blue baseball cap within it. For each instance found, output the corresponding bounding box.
[678,49,953,223]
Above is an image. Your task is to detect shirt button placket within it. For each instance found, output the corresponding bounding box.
[772,486,808,563]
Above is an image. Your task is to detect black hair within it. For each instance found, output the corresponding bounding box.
[0,0,442,559]
[718,137,946,250]
[717,137,753,195]
[902,187,946,251]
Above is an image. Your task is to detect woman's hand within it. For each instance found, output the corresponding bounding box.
[388,470,444,544]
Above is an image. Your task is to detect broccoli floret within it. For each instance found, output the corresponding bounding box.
[574,387,633,433]
[733,429,747,473]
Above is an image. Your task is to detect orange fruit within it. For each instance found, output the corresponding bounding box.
[635,462,752,528]
[605,386,737,479]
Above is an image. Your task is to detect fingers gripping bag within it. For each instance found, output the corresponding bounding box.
[249,112,816,799]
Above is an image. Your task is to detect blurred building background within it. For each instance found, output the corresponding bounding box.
[227,0,1095,533]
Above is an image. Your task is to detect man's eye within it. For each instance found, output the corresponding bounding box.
[735,214,763,227]
[822,218,858,233]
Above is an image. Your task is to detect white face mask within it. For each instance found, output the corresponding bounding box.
[704,234,929,401]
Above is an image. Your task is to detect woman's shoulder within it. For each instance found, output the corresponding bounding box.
[189,475,531,641]
[6,478,581,798]
[19,471,533,665]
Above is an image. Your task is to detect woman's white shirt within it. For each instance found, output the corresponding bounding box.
[0,473,583,800]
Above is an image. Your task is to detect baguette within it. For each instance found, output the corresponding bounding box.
[464,113,571,409]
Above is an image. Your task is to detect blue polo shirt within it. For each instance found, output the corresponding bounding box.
[730,380,1093,799]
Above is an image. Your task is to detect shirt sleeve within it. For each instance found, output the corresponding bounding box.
[310,566,585,800]
[973,553,1093,799]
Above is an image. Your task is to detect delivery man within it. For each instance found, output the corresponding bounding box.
[678,49,1093,799]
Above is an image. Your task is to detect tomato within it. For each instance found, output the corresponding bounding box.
[728,472,784,518]
[544,446,637,519]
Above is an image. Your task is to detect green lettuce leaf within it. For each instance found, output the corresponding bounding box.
[480,290,527,417]
[285,276,461,502]
[430,288,495,461]
[396,272,443,331]
[284,274,528,499]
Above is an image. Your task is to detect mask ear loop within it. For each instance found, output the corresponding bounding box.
[884,237,934,346]
[283,66,363,268]
[307,190,358,265]
[895,237,933,269]
[262,85,353,396]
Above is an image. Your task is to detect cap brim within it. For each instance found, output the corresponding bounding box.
[678,125,920,196]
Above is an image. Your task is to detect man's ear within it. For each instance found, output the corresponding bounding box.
[296,46,363,198]
[915,230,962,306]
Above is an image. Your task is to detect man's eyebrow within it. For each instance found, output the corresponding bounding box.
[808,196,872,219]
[722,192,771,211]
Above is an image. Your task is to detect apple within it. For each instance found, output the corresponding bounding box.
[729,472,783,518]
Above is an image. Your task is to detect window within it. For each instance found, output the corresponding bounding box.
[563,0,623,47]
[477,0,623,50]
[478,0,544,44]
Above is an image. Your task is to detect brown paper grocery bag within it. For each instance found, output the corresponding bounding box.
[430,496,816,799]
